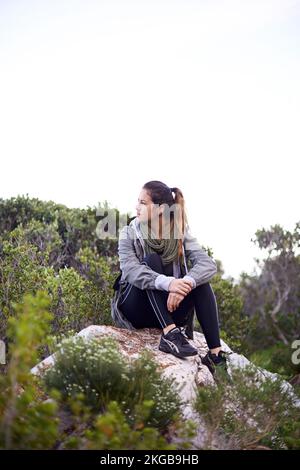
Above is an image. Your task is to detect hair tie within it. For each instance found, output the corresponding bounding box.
[169,187,176,193]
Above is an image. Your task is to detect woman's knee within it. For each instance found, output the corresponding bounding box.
[193,282,218,308]
[192,282,216,301]
[194,281,211,293]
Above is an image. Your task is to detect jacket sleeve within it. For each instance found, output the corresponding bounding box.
[183,226,218,287]
[118,225,174,290]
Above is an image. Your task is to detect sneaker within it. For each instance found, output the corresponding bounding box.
[159,326,198,359]
[201,350,231,376]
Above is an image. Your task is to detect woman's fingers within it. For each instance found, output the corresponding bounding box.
[167,292,185,312]
[168,293,179,312]
[175,294,184,309]
[167,295,174,312]
[179,281,192,295]
[169,279,192,296]
[176,285,191,295]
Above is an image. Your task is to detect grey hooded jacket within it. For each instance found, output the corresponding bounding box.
[110,217,218,337]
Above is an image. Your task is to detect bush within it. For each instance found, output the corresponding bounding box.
[61,399,196,450]
[0,238,49,338]
[250,343,300,381]
[194,363,300,449]
[203,275,255,353]
[0,291,59,449]
[44,336,182,431]
[0,291,196,450]
[0,197,120,344]
[44,266,97,334]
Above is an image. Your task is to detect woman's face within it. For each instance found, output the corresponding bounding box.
[135,188,162,224]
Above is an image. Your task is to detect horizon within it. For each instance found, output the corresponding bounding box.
[1,0,299,282]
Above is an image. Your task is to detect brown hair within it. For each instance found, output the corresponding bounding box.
[142,180,188,260]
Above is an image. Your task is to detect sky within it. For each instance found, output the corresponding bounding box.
[0,0,299,282]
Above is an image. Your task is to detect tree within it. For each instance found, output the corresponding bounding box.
[239,222,300,346]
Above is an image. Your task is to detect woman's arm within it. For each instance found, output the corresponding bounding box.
[182,225,218,288]
[118,225,175,290]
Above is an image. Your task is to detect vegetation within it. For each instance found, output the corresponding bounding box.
[0,291,196,449]
[0,195,299,449]
[44,335,182,430]
[194,363,300,450]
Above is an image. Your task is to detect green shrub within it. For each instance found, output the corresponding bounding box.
[0,291,59,449]
[207,275,255,353]
[83,400,174,450]
[190,260,253,352]
[250,343,300,380]
[74,246,118,326]
[0,239,49,337]
[0,195,120,260]
[61,398,196,450]
[44,266,96,333]
[194,363,300,449]
[44,336,182,431]
[0,291,195,450]
[0,199,120,342]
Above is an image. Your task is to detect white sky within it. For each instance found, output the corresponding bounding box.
[0,0,299,282]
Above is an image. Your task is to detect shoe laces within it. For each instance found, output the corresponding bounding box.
[176,327,190,345]
[167,327,189,345]
[178,326,189,339]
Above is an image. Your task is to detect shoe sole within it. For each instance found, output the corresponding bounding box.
[159,345,198,358]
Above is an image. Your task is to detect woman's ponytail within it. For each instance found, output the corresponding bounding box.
[171,187,187,260]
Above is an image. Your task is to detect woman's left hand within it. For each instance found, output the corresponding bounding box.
[167,292,185,312]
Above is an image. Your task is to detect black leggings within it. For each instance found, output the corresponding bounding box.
[119,253,221,349]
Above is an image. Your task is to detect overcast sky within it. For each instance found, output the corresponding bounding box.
[0,0,299,282]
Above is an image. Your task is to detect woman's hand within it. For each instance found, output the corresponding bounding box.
[167,292,185,312]
[167,278,194,312]
[168,278,193,296]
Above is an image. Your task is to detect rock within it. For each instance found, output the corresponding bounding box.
[31,325,300,449]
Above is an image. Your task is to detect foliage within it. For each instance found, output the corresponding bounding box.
[211,275,255,353]
[0,196,299,448]
[0,292,195,450]
[0,291,59,449]
[0,197,121,343]
[250,343,300,380]
[194,363,300,449]
[44,336,182,431]
[193,272,256,354]
[238,222,300,349]
[61,397,196,450]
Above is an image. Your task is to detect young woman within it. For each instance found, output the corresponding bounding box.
[111,180,228,373]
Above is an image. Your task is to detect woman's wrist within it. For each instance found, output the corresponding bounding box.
[155,274,175,291]
[182,275,196,289]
